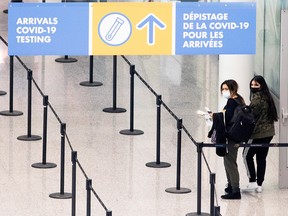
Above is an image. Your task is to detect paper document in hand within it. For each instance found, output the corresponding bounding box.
[197,108,212,127]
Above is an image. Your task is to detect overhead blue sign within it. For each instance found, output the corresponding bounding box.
[8,3,89,56]
[175,3,256,54]
[8,2,256,56]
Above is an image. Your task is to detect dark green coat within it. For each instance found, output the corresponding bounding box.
[249,92,275,139]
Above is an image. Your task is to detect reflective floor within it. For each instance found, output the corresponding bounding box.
[1,1,288,216]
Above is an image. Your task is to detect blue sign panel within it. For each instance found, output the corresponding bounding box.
[174,2,256,55]
[8,3,89,56]
[8,2,256,56]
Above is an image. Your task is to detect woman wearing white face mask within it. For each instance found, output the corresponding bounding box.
[220,79,245,199]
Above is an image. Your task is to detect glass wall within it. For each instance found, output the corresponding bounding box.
[254,0,288,96]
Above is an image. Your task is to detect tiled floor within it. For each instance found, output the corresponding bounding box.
[1,0,288,216]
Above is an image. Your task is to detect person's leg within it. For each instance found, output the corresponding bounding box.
[243,146,257,182]
[224,156,231,185]
[255,137,273,187]
[221,142,241,199]
[224,155,232,193]
[227,145,240,191]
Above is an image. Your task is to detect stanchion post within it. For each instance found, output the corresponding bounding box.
[103,55,126,113]
[42,95,49,164]
[32,95,57,169]
[27,69,32,137]
[89,55,94,83]
[146,95,170,168]
[112,55,120,110]
[129,65,135,131]
[0,56,23,116]
[86,179,92,216]
[176,119,183,189]
[80,55,103,87]
[186,142,209,216]
[49,123,72,199]
[210,173,216,216]
[197,142,203,214]
[156,95,162,163]
[9,56,14,113]
[60,123,67,194]
[18,69,41,141]
[120,65,143,135]
[165,119,191,194]
[72,151,77,216]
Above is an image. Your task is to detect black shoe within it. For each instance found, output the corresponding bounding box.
[224,185,233,194]
[221,192,241,200]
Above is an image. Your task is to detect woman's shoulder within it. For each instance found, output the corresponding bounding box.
[227,98,242,106]
[225,98,239,110]
[251,92,269,103]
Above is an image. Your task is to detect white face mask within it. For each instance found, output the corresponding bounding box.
[222,90,231,99]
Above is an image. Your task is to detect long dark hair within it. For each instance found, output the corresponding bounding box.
[250,75,278,121]
[220,79,245,104]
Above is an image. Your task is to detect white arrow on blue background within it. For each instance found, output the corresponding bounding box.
[136,13,166,46]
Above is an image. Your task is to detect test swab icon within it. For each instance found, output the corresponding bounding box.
[106,17,124,41]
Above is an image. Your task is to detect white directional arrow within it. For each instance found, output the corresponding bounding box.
[136,13,166,46]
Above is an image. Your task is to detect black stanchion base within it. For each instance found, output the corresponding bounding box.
[3,9,8,14]
[49,192,72,199]
[79,81,103,87]
[55,57,77,63]
[165,187,191,194]
[32,162,57,169]
[103,107,126,113]
[186,212,210,216]
[0,90,7,96]
[120,129,144,136]
[146,161,171,168]
[17,135,42,141]
[0,110,23,116]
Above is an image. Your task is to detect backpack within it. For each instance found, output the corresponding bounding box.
[227,101,256,143]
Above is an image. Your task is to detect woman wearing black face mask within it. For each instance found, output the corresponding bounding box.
[242,75,278,193]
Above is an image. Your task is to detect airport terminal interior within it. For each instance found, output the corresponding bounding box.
[1,0,288,216]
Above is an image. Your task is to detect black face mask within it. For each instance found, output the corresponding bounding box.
[251,88,260,93]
